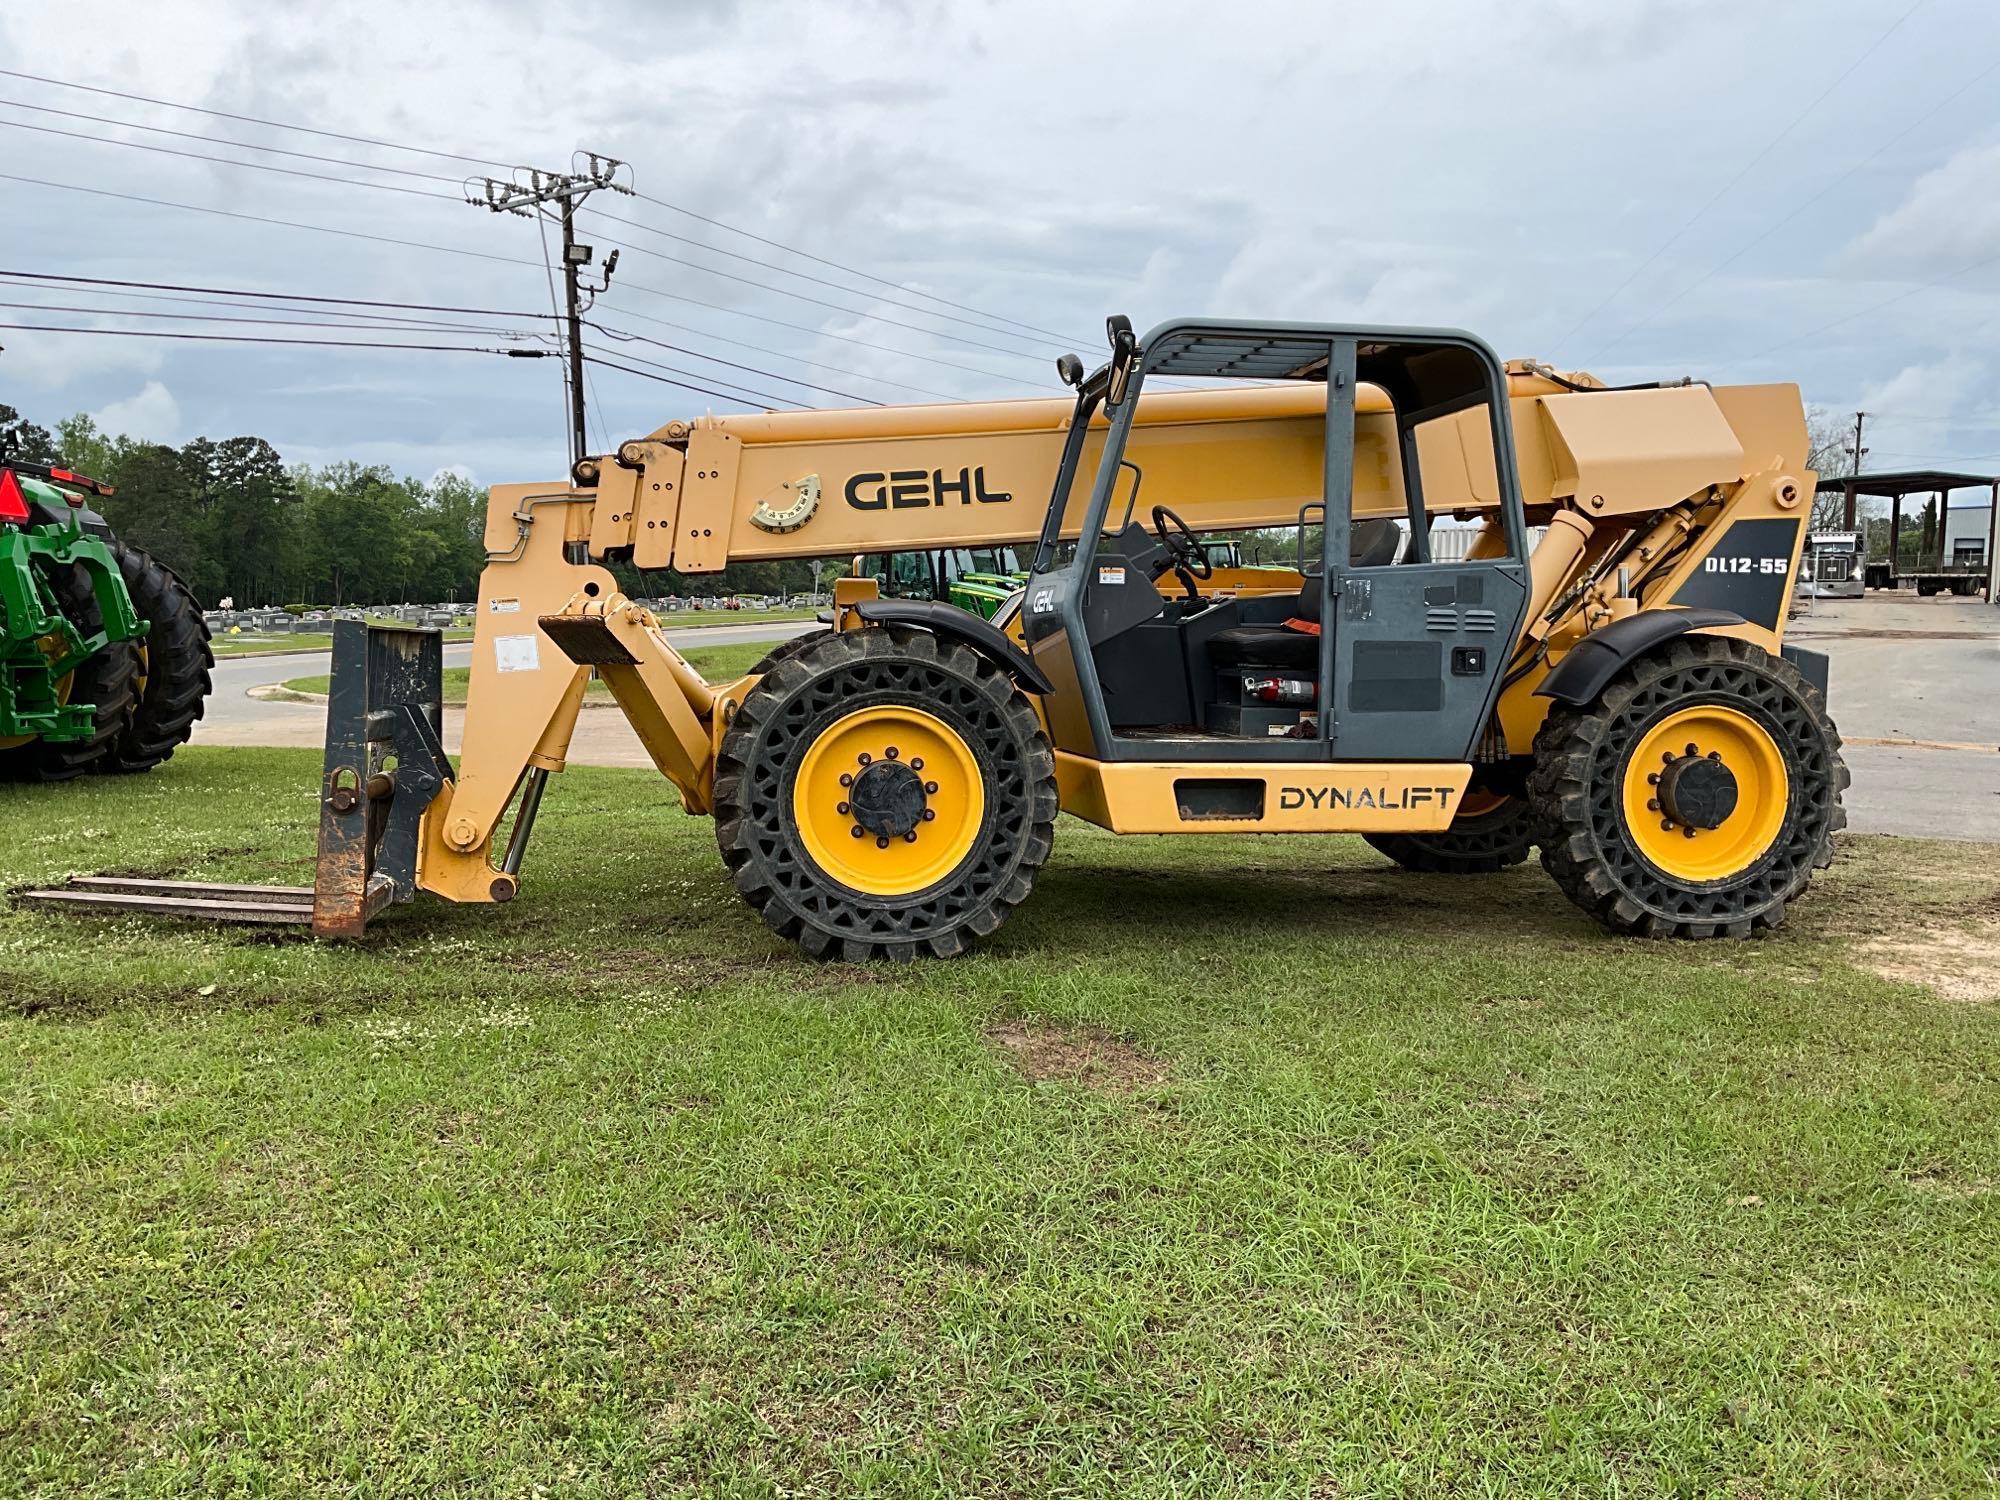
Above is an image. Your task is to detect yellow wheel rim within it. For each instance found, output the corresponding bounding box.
[1622,705,1789,882]
[792,704,986,897]
[1458,787,1510,820]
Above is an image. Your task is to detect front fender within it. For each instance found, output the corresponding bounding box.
[1536,607,1746,706]
[850,598,1055,696]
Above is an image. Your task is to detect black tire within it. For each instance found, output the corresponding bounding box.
[749,629,826,676]
[1365,793,1535,874]
[714,625,1057,960]
[1529,635,1847,939]
[0,562,141,783]
[103,541,212,773]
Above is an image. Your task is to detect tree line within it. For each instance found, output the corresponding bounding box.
[0,403,821,609]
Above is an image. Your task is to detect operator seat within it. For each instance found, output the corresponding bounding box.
[1206,518,1403,670]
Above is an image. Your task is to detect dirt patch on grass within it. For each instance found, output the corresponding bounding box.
[985,1019,1167,1093]
[1854,915,2000,1003]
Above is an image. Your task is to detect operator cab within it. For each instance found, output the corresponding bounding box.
[1020,317,1532,765]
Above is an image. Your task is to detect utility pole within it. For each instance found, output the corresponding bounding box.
[468,154,632,476]
[1842,410,1868,530]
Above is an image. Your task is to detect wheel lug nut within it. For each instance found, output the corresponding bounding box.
[1661,819,1674,831]
[839,772,853,787]
[921,809,936,822]
[876,836,889,849]
[836,801,849,815]
[1647,798,1660,812]
[1683,827,1697,839]
[1646,772,1660,785]
[1685,743,1698,757]
[1707,750,1721,761]
[857,752,871,765]
[924,781,938,794]
[885,746,898,759]
[909,758,923,771]
[1663,752,1675,765]
[904,832,918,843]
[851,826,865,839]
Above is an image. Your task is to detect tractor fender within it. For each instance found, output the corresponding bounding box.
[27,499,115,541]
[850,598,1055,696]
[1535,607,1746,706]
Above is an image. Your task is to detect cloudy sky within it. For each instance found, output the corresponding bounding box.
[4,0,1998,486]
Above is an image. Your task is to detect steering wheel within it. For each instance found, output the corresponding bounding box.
[1151,504,1212,580]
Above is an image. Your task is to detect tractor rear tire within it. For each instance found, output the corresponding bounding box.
[0,563,141,783]
[103,541,212,773]
[1365,792,1535,874]
[714,625,1057,960]
[1529,635,1846,938]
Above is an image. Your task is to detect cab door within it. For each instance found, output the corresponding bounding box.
[1318,337,1531,764]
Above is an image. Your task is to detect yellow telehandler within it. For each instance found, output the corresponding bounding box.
[28,317,1846,957]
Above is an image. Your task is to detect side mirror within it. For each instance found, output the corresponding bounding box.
[1055,353,1084,388]
[1104,315,1138,407]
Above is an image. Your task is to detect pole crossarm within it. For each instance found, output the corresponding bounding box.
[464,155,634,470]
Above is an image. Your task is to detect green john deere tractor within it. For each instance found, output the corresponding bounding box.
[0,455,213,780]
[851,547,1030,621]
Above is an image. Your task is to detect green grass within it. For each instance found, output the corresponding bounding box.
[2,752,1998,1496]
[654,606,819,629]
[278,641,773,705]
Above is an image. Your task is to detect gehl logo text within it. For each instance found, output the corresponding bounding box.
[846,467,1012,510]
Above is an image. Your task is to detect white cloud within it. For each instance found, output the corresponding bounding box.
[1845,142,2000,279]
[0,332,164,391]
[1856,352,1986,423]
[91,381,183,444]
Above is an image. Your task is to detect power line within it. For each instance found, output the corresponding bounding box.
[0,268,552,319]
[0,176,975,401]
[0,298,551,340]
[1,280,544,334]
[582,355,772,410]
[1865,412,2000,430]
[1,173,539,267]
[0,117,463,199]
[0,321,547,356]
[590,298,958,402]
[1549,0,1929,358]
[0,97,466,184]
[6,66,1085,376]
[631,189,1084,347]
[587,206,1066,352]
[1737,242,2000,365]
[610,272,1046,392]
[575,344,807,410]
[1585,52,2000,363]
[0,67,510,169]
[3,173,1032,403]
[585,213,1056,364]
[588,320,878,406]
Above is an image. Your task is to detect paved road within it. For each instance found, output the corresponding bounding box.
[194,619,817,756]
[1791,594,2000,841]
[197,596,2000,839]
